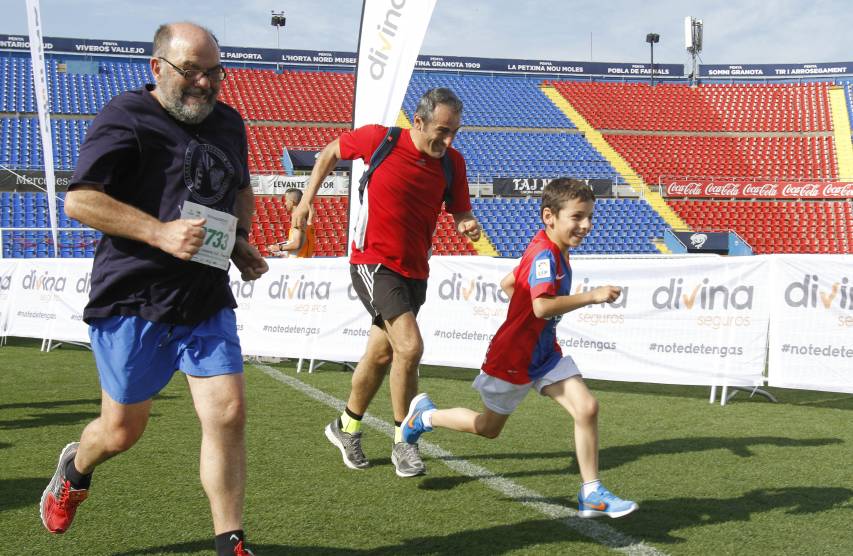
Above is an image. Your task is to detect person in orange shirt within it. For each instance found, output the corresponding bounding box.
[269,188,315,258]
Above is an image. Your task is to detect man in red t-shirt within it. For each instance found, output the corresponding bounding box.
[292,88,481,477]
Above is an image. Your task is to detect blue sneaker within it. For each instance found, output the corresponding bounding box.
[578,485,638,518]
[401,393,436,444]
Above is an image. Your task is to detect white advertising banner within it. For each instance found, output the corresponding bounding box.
[418,256,516,367]
[558,256,770,387]
[0,260,19,335]
[229,258,368,361]
[768,255,853,393]
[349,0,438,253]
[3,258,90,342]
[252,175,349,196]
[3,255,851,395]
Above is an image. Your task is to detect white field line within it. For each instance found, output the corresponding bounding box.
[253,364,667,556]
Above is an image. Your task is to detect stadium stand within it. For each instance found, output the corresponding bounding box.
[550,81,831,132]
[669,199,852,254]
[472,197,666,257]
[404,73,575,128]
[2,46,852,258]
[218,68,353,122]
[604,134,838,184]
[452,131,620,182]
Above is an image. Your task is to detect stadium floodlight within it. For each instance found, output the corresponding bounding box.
[645,33,660,87]
[271,11,287,50]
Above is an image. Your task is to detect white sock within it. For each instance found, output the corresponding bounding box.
[582,480,602,498]
[421,409,436,429]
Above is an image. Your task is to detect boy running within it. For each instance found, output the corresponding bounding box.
[402,178,637,518]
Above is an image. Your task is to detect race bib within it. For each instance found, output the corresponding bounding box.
[180,201,237,270]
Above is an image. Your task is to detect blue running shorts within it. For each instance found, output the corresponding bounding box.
[89,308,243,404]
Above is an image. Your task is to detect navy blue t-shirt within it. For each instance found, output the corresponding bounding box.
[71,85,249,325]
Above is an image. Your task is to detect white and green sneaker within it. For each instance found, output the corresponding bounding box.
[325,418,369,470]
[391,442,426,478]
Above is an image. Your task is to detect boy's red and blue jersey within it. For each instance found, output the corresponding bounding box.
[483,230,572,384]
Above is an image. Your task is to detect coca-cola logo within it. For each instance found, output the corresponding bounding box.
[823,183,853,197]
[706,183,741,196]
[668,182,703,196]
[782,183,820,197]
[742,183,778,197]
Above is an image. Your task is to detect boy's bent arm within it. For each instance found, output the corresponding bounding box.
[532,286,621,320]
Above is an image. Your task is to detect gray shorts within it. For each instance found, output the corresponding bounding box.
[472,356,582,415]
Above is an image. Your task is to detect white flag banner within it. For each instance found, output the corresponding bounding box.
[25,0,59,256]
[768,255,853,393]
[348,0,438,254]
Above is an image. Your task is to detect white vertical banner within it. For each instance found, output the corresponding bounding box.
[767,255,853,393]
[25,0,59,256]
[348,0,438,254]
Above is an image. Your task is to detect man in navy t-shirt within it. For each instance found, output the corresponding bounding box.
[39,22,266,556]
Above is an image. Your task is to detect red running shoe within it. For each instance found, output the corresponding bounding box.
[40,442,89,533]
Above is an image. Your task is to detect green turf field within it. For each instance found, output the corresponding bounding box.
[2,337,852,555]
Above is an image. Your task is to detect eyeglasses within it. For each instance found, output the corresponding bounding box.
[158,57,226,83]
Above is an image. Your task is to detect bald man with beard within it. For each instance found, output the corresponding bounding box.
[39,22,264,556]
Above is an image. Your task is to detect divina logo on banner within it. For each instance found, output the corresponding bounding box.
[230,278,255,300]
[438,273,509,303]
[652,278,753,310]
[785,274,851,309]
[22,270,67,292]
[367,0,406,79]
[267,274,331,300]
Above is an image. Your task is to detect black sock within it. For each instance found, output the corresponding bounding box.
[344,406,363,420]
[394,420,402,428]
[215,530,244,556]
[64,458,92,490]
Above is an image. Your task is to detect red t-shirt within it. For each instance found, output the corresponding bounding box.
[339,124,472,279]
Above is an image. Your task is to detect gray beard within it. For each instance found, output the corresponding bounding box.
[162,97,215,125]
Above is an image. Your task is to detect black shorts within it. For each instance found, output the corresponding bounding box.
[350,264,428,327]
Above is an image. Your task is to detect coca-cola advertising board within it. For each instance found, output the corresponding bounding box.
[665,180,853,199]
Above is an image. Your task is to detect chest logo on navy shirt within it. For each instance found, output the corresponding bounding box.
[183,140,235,205]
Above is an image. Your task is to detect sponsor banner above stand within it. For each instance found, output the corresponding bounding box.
[251,174,348,196]
[665,180,853,199]
[6,33,852,78]
[0,169,74,191]
[0,33,684,77]
[493,178,613,197]
[415,55,683,77]
[700,62,853,78]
